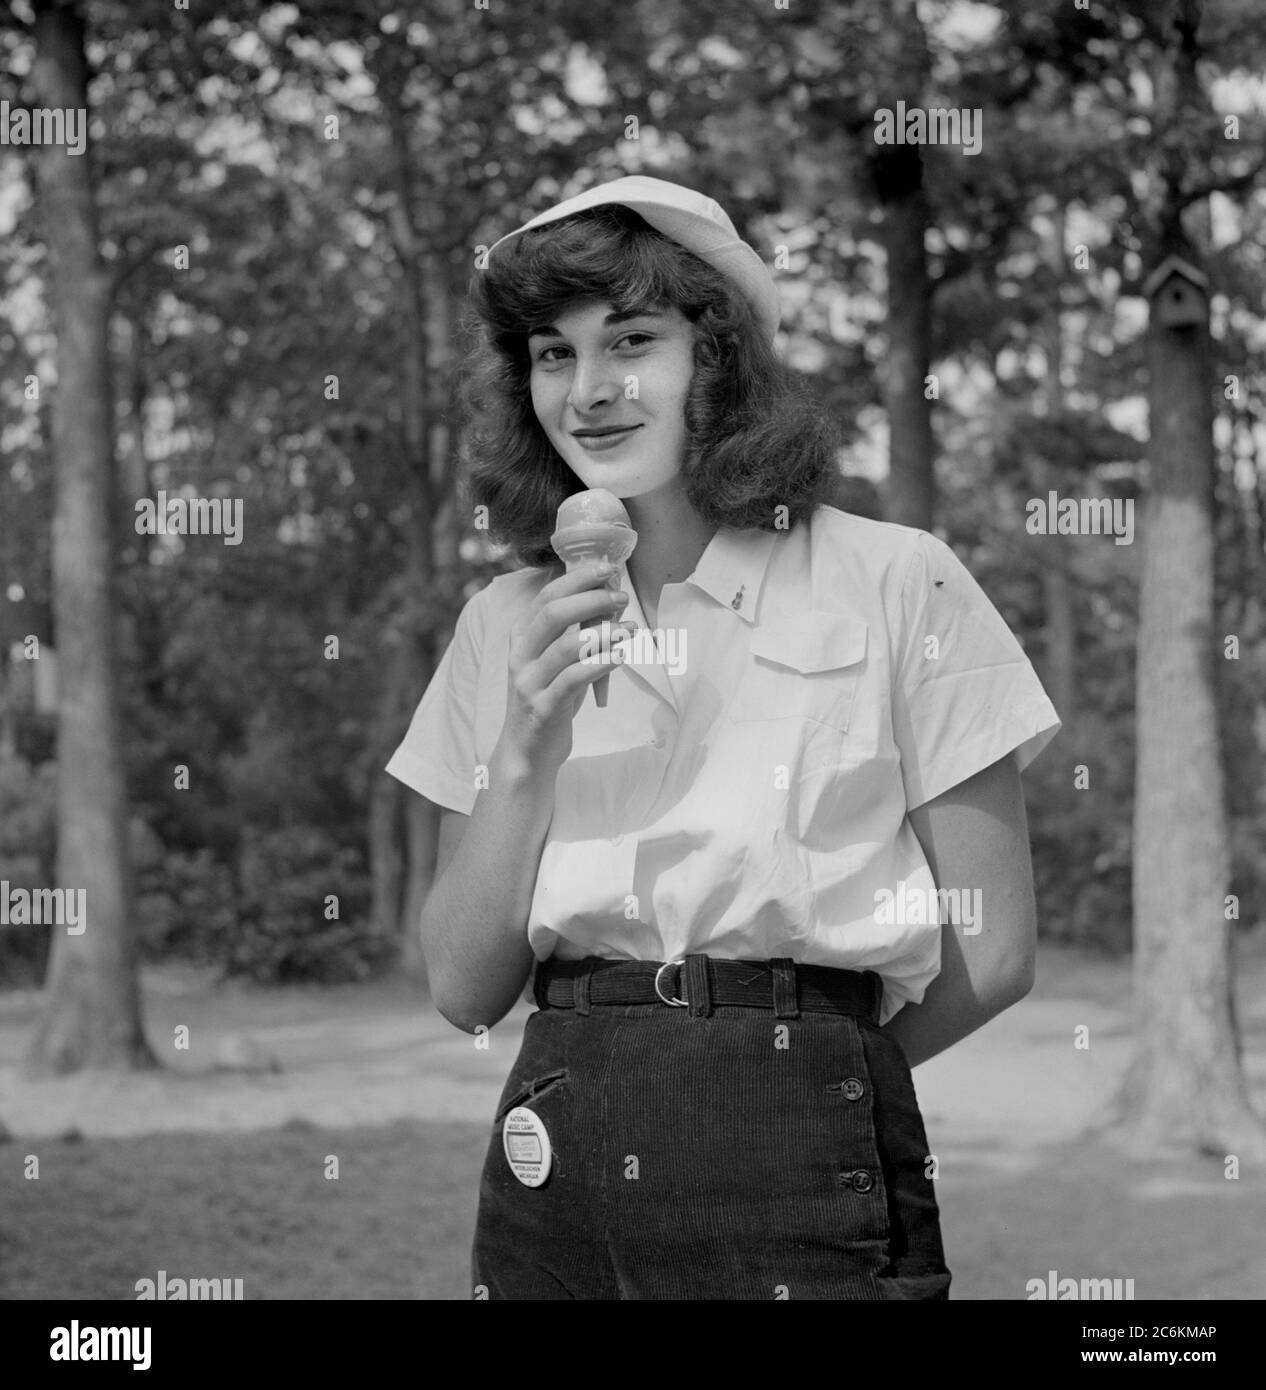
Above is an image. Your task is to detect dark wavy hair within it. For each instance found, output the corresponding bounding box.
[458,203,840,568]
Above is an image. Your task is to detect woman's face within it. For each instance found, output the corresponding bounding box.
[527,299,695,500]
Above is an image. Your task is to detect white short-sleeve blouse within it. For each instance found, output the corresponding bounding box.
[386,504,1060,1023]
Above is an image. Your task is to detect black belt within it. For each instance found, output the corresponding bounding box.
[534,955,882,1022]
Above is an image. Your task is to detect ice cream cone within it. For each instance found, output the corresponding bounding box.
[551,490,639,707]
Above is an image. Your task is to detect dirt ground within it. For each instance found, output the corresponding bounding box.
[2,940,1264,1300]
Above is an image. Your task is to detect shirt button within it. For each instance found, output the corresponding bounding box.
[609,835,623,846]
[650,736,666,749]
[851,1170,875,1194]
[842,1078,864,1102]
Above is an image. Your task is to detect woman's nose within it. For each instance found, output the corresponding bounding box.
[567,356,619,411]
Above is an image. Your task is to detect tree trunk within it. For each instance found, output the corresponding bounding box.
[870,0,935,530]
[25,0,152,1075]
[1123,255,1265,1156]
[366,638,408,940]
[1120,0,1265,1159]
[370,52,441,981]
[398,253,459,980]
[1038,207,1076,721]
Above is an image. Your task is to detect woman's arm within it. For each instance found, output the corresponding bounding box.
[880,752,1038,1068]
[419,559,634,1033]
[420,744,557,1034]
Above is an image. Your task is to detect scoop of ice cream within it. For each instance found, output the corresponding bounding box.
[551,489,638,567]
[555,488,632,530]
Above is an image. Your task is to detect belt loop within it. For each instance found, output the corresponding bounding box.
[574,959,593,1017]
[771,959,800,1019]
[684,955,712,1017]
[532,960,549,1010]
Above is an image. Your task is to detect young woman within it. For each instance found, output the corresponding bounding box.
[386,175,1060,1300]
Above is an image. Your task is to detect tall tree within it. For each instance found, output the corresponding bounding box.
[867,0,935,529]
[366,33,448,976]
[24,0,151,1073]
[1036,206,1077,722]
[1126,0,1266,1156]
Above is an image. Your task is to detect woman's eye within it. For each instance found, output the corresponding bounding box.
[533,335,652,365]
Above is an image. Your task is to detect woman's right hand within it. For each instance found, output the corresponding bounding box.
[500,561,636,774]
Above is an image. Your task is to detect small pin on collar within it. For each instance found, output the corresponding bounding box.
[731,584,745,610]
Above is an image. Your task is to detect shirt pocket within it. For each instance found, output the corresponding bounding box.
[727,613,868,734]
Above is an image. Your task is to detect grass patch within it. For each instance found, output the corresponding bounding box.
[0,1120,489,1300]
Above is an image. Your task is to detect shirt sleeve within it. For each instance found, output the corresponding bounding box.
[384,590,486,814]
[890,532,1060,810]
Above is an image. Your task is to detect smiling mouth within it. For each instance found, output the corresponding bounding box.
[572,425,641,438]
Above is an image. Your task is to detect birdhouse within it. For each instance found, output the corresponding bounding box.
[1143,255,1209,328]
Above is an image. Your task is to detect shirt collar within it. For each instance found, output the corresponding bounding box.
[687,525,782,625]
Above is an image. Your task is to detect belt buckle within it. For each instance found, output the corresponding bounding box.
[653,958,688,1007]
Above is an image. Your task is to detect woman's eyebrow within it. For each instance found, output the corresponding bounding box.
[605,308,665,325]
[527,308,666,339]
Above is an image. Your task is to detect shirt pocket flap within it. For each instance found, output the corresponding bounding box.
[748,613,868,674]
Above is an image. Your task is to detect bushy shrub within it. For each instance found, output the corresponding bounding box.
[135,848,238,963]
[0,750,57,985]
[137,828,390,984]
[231,826,390,983]
[1024,709,1134,953]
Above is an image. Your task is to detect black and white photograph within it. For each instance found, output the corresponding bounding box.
[1,0,1263,1350]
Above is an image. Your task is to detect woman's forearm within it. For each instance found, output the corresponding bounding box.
[887,755,1040,1067]
[880,917,1035,1068]
[420,740,558,1033]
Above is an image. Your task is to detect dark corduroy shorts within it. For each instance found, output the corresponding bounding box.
[471,961,951,1300]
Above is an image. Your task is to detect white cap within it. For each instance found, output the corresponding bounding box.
[485,175,780,341]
